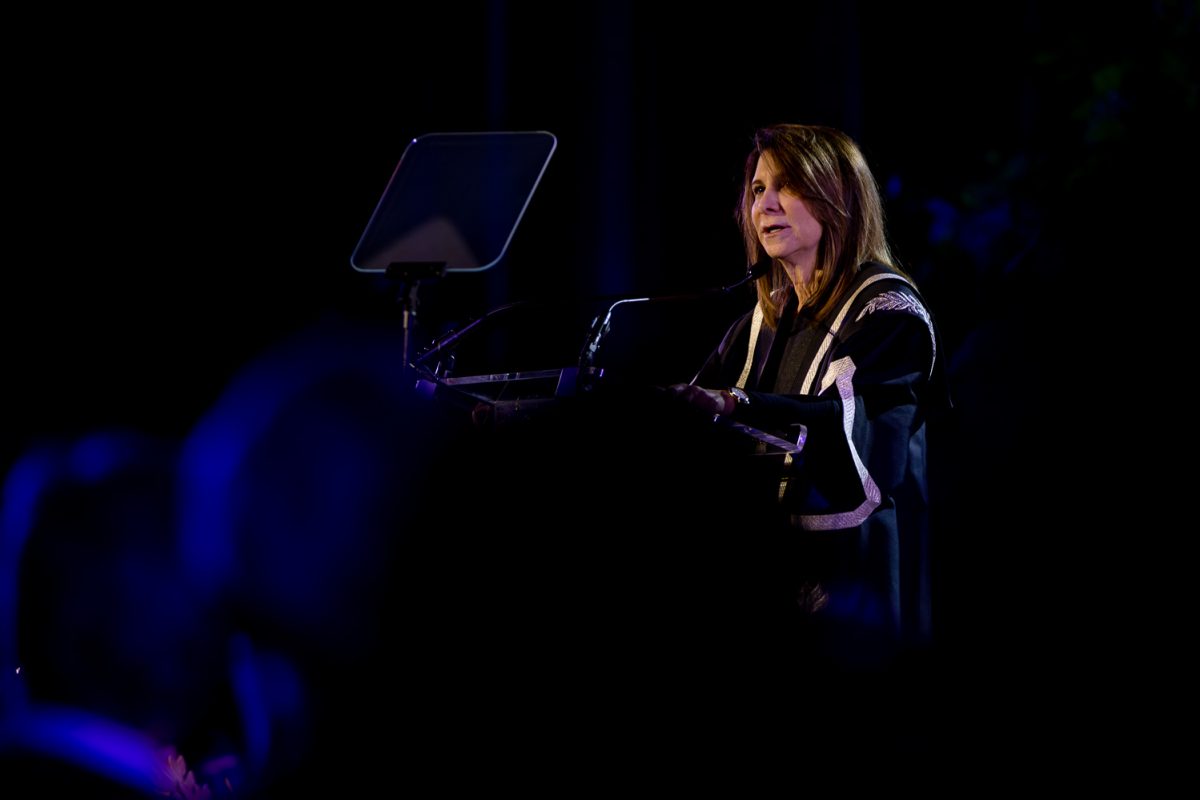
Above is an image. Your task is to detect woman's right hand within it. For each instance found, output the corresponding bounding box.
[665,383,734,416]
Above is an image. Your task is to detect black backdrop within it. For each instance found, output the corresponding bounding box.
[8,3,1191,447]
[4,2,1115,451]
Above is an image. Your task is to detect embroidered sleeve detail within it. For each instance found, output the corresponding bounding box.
[855,290,936,376]
[856,290,928,326]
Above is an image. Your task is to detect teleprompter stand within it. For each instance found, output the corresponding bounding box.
[351,131,558,377]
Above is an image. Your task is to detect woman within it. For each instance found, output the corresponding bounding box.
[672,124,946,667]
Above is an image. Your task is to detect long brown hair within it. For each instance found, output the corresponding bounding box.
[735,124,904,329]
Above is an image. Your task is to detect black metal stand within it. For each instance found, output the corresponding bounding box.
[386,261,446,379]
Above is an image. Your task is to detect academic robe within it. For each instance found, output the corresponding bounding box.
[693,261,944,663]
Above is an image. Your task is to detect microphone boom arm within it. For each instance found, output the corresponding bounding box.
[577,256,770,376]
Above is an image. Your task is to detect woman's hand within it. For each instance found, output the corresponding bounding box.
[666,383,734,416]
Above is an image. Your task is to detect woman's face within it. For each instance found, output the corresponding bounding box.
[751,152,823,274]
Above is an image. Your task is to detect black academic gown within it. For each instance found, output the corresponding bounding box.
[694,262,943,665]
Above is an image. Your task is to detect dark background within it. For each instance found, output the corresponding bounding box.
[5,3,1193,452]
[2,2,1181,444]
[2,1,1196,790]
